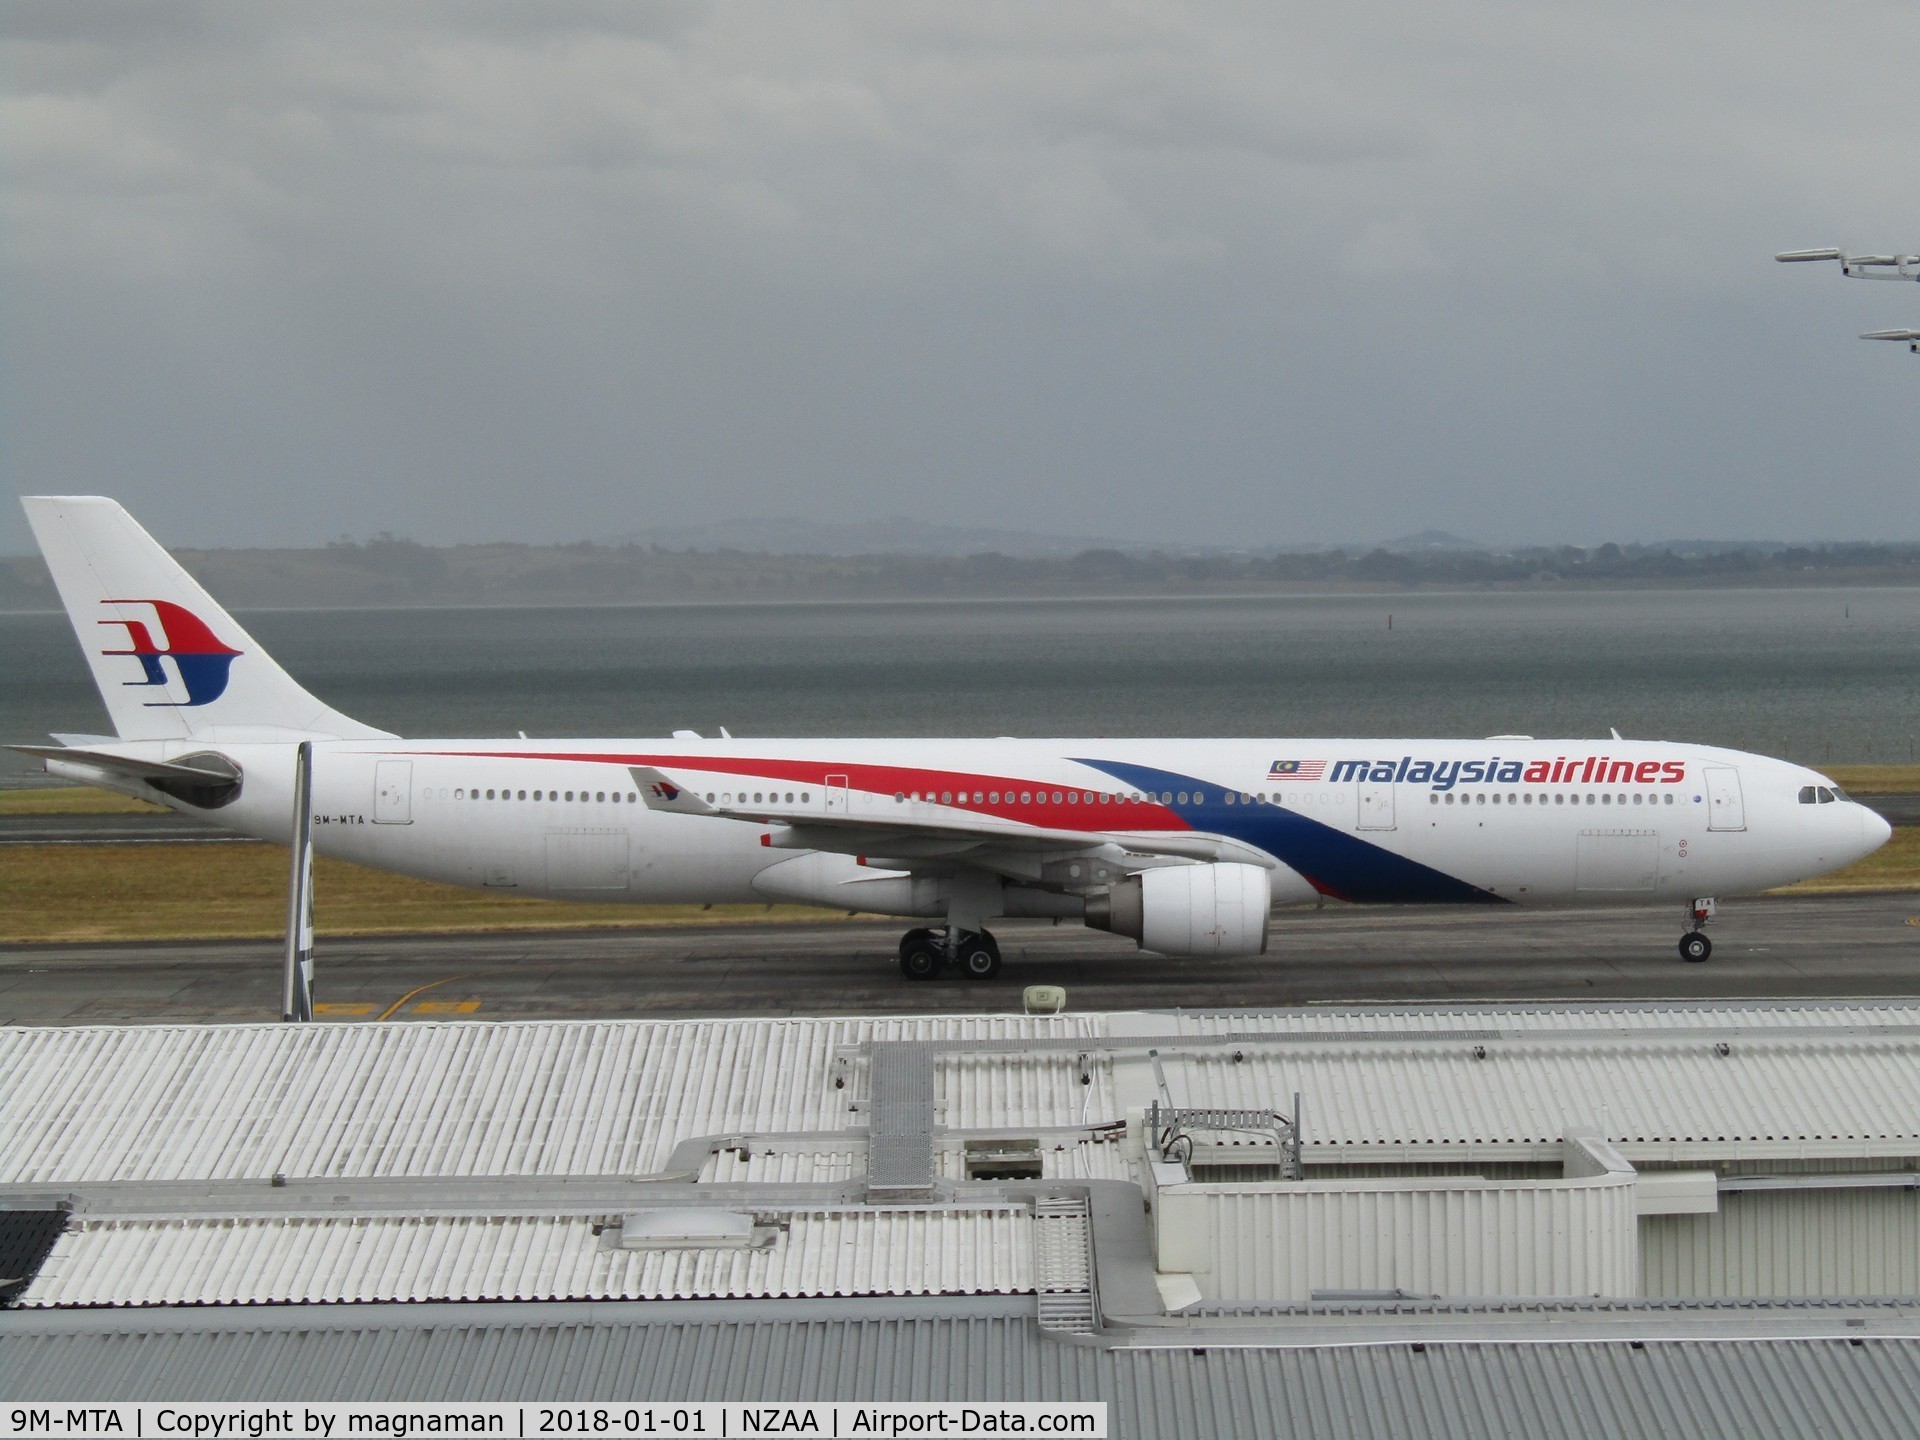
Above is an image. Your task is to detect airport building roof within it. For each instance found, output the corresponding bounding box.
[19,1206,1035,1308]
[7,998,1920,1419]
[6,1002,1920,1188]
[6,1299,1920,1439]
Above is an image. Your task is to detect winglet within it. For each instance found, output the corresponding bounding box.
[628,766,717,815]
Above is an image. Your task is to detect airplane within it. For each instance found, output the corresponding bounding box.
[1777,248,1920,355]
[14,496,1893,974]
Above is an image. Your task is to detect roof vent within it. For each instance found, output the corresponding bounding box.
[614,1209,768,1250]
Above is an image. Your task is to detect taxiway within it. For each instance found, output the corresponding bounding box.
[3,890,1916,1025]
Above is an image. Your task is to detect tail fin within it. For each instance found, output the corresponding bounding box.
[22,496,394,742]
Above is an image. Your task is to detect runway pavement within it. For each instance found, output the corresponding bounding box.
[4,890,1918,1025]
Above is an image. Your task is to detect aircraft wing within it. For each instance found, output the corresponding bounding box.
[627,764,1259,871]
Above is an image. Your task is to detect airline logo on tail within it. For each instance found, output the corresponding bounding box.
[98,599,242,707]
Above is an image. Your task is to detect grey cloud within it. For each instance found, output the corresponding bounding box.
[3,2,1916,553]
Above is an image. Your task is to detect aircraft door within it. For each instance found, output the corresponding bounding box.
[374,760,413,824]
[1357,780,1395,830]
[825,773,850,816]
[1704,765,1746,831]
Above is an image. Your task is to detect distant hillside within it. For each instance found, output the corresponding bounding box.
[6,536,1920,610]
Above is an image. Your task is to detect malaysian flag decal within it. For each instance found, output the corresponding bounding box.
[1268,759,1327,780]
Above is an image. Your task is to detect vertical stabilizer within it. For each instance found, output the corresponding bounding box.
[22,496,393,742]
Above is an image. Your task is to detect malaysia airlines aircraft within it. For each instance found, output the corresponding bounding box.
[16,496,1893,975]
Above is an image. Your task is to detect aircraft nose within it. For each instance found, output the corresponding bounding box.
[1860,805,1894,855]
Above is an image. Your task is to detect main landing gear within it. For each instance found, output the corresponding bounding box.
[898,927,1003,981]
[1678,898,1717,963]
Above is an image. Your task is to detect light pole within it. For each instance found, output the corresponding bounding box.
[282,740,315,1022]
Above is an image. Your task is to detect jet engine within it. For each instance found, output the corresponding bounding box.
[1085,862,1271,957]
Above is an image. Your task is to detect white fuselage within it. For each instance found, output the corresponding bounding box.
[105,735,1889,915]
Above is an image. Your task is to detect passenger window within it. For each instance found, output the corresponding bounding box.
[990,791,1000,804]
[456,789,465,799]
[517,790,526,800]
[486,789,496,800]
[941,792,953,805]
[1445,794,1455,805]
[1055,792,1066,804]
[1021,792,1032,804]
[1430,794,1439,805]
[1664,794,1673,805]
[1226,793,1236,805]
[1554,794,1564,805]
[565,791,575,802]
[895,792,905,803]
[1602,794,1611,805]
[1475,794,1485,805]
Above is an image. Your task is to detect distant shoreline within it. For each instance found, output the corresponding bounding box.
[7,537,1920,612]
[7,575,1920,617]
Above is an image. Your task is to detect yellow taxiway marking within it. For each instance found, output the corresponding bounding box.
[312,1002,377,1016]
[377,974,473,1022]
[413,1000,481,1015]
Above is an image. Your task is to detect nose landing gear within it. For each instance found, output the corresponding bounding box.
[898,926,1002,981]
[1678,898,1716,963]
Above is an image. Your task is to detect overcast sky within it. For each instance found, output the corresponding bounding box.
[3,1,1915,552]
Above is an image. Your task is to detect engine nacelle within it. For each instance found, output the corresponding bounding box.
[1085,862,1271,958]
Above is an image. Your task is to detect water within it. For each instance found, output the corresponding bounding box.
[4,588,1917,781]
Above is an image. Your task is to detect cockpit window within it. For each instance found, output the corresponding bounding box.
[1817,786,1837,804]
[1830,785,1850,802]
[1798,786,1817,804]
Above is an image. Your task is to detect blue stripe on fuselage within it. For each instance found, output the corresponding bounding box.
[1074,758,1506,906]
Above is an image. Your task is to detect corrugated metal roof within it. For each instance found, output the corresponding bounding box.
[20,1207,1033,1308]
[697,1137,1133,1185]
[1146,1036,1920,1153]
[0,1016,1102,1185]
[4,1305,1919,1438]
[7,1005,1918,1191]
[1170,1000,1920,1033]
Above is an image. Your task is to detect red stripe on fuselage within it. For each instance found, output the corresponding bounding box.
[409,748,1196,834]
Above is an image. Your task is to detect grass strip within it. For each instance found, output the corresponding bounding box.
[0,844,838,943]
[1769,825,1920,894]
[0,786,165,815]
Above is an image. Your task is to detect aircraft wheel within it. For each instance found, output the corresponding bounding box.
[1678,933,1712,964]
[899,938,943,981]
[958,936,1002,981]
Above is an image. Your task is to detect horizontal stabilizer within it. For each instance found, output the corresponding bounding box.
[10,745,234,784]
